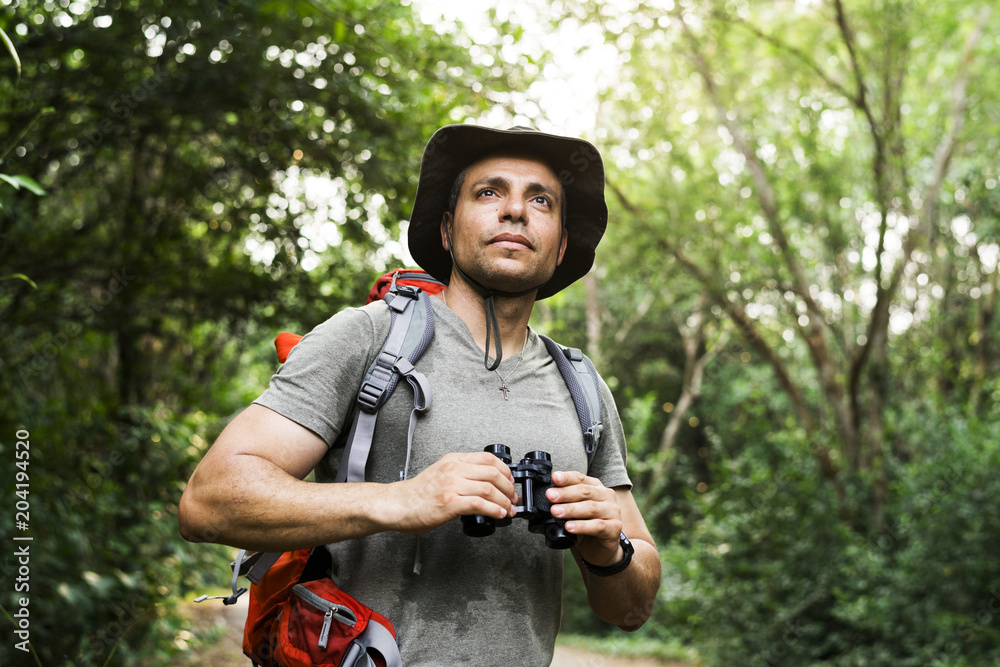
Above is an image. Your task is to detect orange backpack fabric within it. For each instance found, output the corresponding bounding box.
[271,578,397,667]
[242,549,313,666]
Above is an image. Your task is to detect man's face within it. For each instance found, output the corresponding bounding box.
[441,152,568,294]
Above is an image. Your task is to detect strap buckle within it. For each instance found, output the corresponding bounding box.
[393,284,419,299]
[388,271,420,301]
[583,421,603,454]
[358,352,399,413]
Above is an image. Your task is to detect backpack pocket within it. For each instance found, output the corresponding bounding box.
[271,579,400,667]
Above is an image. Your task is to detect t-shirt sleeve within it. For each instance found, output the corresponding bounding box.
[253,304,385,447]
[587,375,632,490]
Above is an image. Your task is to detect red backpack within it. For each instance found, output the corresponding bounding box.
[240,548,399,667]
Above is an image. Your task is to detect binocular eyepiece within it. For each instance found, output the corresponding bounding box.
[461,444,576,550]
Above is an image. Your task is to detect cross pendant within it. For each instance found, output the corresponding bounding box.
[498,380,510,400]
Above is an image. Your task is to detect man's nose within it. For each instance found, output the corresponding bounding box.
[501,193,526,224]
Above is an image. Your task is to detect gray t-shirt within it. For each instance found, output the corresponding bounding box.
[255,295,630,666]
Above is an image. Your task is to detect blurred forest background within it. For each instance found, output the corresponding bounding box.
[2,0,999,665]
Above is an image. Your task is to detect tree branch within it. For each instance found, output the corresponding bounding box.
[647,296,729,502]
[834,0,891,297]
[677,11,857,462]
[726,13,854,103]
[832,0,880,133]
[669,244,815,432]
[848,6,990,404]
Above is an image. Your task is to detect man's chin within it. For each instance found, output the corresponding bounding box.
[478,267,554,296]
[453,252,557,295]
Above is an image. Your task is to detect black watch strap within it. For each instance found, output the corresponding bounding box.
[581,532,634,577]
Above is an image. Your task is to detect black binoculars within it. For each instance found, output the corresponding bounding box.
[461,444,576,550]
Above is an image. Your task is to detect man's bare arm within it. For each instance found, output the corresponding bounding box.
[572,488,660,630]
[548,474,661,630]
[178,404,517,552]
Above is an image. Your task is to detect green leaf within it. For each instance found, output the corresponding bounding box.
[0,273,38,288]
[0,26,21,80]
[0,173,45,195]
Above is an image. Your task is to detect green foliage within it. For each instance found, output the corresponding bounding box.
[651,406,1000,666]
[0,174,44,195]
[0,25,21,79]
[550,1,1000,663]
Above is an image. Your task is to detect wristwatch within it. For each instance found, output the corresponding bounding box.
[581,532,634,577]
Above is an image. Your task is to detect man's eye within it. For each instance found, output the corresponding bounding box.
[533,195,551,206]
[477,188,497,198]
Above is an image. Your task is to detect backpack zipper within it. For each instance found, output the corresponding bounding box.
[319,609,333,650]
[291,584,357,650]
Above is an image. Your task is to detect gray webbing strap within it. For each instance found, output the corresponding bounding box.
[397,359,431,481]
[336,409,377,484]
[334,288,431,483]
[336,357,431,484]
[539,335,604,466]
[194,548,251,604]
[246,550,282,585]
[342,619,402,667]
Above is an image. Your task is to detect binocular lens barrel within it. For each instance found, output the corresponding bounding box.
[461,514,496,537]
[543,523,576,550]
[485,443,512,463]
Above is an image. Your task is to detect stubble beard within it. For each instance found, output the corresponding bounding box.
[458,240,558,296]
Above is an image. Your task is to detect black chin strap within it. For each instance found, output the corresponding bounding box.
[445,228,543,371]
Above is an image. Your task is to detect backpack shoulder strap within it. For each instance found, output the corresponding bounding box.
[538,335,604,469]
[335,281,436,483]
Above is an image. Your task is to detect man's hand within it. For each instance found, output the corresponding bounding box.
[546,470,624,566]
[383,452,518,535]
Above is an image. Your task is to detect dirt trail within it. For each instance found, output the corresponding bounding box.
[550,645,691,667]
[182,596,689,666]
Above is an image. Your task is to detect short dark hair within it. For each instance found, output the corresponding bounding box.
[445,165,470,219]
[443,154,567,226]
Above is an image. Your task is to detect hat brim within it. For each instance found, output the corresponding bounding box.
[407,125,608,300]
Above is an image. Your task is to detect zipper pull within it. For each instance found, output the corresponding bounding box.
[318,608,333,650]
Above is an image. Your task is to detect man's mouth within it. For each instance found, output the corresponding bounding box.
[489,232,534,251]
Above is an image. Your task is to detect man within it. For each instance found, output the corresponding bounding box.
[179,125,660,665]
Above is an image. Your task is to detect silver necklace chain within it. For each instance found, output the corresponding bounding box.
[494,330,528,400]
[441,289,528,400]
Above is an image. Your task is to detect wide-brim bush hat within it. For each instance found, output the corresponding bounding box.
[408,124,608,300]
